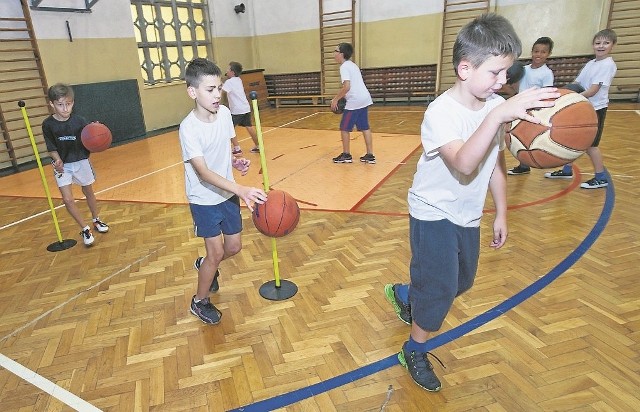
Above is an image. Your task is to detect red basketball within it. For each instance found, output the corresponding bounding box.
[252,190,300,237]
[81,122,112,152]
[506,89,598,168]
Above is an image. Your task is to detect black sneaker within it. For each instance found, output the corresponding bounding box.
[384,284,411,325]
[194,257,220,292]
[359,153,376,164]
[332,152,353,163]
[80,227,94,246]
[580,177,608,189]
[507,165,530,175]
[398,343,445,392]
[190,296,222,324]
[544,169,573,179]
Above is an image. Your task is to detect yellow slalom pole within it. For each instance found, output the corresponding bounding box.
[250,93,282,288]
[18,100,65,243]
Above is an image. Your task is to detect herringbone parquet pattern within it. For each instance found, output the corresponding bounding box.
[0,105,638,411]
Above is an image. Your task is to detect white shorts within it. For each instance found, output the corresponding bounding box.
[54,158,96,187]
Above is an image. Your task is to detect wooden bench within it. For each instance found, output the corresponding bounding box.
[616,84,640,101]
[267,94,334,108]
[362,64,437,105]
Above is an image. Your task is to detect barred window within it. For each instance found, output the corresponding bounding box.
[130,0,212,85]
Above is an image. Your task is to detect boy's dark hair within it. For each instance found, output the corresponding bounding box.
[229,61,243,77]
[337,42,354,61]
[533,36,554,52]
[593,28,617,44]
[452,13,522,73]
[185,58,221,87]
[47,83,73,102]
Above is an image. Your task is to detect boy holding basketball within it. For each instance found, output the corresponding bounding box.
[545,29,617,189]
[222,61,260,154]
[507,36,555,175]
[43,83,109,247]
[383,14,559,392]
[180,58,267,325]
[331,42,375,164]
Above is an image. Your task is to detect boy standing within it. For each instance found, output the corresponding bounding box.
[384,14,559,392]
[331,42,375,164]
[508,36,555,175]
[222,61,260,154]
[544,29,617,189]
[43,83,109,246]
[180,58,266,324]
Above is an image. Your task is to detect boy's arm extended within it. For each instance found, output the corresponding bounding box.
[488,150,508,249]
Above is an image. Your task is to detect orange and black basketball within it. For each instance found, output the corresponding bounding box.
[81,122,112,152]
[252,189,300,237]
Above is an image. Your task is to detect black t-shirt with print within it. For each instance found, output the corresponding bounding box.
[42,113,90,163]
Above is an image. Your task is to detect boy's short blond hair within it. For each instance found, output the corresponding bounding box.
[593,28,617,44]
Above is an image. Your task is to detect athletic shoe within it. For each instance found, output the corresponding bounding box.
[580,177,608,189]
[232,148,243,155]
[507,165,530,175]
[250,147,260,153]
[359,153,376,164]
[332,152,353,163]
[384,284,411,325]
[194,256,220,292]
[190,296,222,325]
[398,343,444,392]
[93,219,109,233]
[544,169,573,179]
[80,227,94,246]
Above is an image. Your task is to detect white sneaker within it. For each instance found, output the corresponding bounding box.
[80,227,94,246]
[93,219,109,233]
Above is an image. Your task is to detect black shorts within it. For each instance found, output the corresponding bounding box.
[231,112,252,127]
[591,107,607,147]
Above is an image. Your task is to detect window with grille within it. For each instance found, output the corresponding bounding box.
[130,0,212,85]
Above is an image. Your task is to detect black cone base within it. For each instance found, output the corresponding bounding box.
[47,239,77,252]
[259,279,298,301]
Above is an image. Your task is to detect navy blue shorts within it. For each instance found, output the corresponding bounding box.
[408,217,480,332]
[339,106,370,132]
[189,195,242,238]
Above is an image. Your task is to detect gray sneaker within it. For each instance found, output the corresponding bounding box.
[544,169,573,179]
[398,343,444,392]
[190,296,222,324]
[332,152,353,163]
[194,257,220,292]
[384,284,411,325]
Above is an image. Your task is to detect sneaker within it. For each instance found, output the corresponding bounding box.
[250,147,260,154]
[384,284,411,325]
[194,257,220,292]
[332,152,353,163]
[232,147,243,155]
[80,227,94,246]
[190,296,222,325]
[507,165,530,175]
[359,153,376,164]
[580,177,608,189]
[93,219,109,233]
[398,343,445,392]
[544,169,573,179]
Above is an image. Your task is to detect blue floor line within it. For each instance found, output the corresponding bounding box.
[230,174,615,412]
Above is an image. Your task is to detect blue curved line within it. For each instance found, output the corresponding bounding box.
[230,173,615,412]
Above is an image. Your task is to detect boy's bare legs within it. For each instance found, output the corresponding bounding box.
[246,126,259,148]
[586,146,604,173]
[196,233,241,299]
[341,130,351,153]
[231,136,241,153]
[59,185,87,229]
[362,129,373,154]
[82,184,100,220]
[411,323,430,343]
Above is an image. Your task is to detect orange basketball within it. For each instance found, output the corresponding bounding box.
[252,190,300,238]
[506,89,598,168]
[81,122,112,152]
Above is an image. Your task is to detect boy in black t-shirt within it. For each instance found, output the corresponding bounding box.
[43,83,109,246]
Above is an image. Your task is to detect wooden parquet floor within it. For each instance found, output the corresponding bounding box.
[0,104,638,411]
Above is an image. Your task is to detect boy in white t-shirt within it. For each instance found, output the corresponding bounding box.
[179,58,266,324]
[222,61,260,154]
[383,14,559,392]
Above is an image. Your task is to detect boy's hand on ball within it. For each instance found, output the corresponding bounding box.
[498,86,560,124]
[238,186,267,212]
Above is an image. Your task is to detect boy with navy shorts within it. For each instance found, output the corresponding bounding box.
[331,42,375,164]
[222,61,260,155]
[384,14,560,392]
[43,83,109,247]
[179,58,266,325]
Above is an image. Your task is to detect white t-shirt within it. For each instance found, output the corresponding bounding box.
[179,105,236,205]
[340,60,373,110]
[518,64,554,92]
[576,57,617,110]
[408,90,505,227]
[222,76,251,115]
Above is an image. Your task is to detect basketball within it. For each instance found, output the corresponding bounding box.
[332,98,346,114]
[506,61,525,85]
[81,122,112,152]
[505,89,598,169]
[252,189,300,238]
